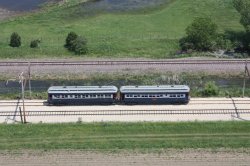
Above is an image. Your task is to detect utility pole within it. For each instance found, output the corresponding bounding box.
[28,62,32,99]
[19,72,27,123]
[243,59,249,97]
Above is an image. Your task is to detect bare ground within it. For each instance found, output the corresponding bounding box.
[1,149,250,166]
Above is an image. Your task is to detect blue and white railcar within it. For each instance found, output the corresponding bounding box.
[48,86,118,105]
[120,85,190,104]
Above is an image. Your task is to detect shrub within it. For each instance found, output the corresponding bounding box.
[65,32,78,51]
[180,17,218,51]
[71,36,88,55]
[202,81,219,97]
[9,32,21,47]
[30,39,41,48]
[215,34,233,51]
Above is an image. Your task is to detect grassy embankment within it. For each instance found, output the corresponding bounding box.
[0,122,249,151]
[0,0,243,58]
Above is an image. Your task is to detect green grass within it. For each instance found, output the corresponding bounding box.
[0,0,244,58]
[0,122,249,150]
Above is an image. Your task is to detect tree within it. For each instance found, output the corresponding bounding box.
[10,32,21,47]
[71,36,88,55]
[233,0,250,32]
[65,32,78,51]
[233,0,250,53]
[180,17,218,51]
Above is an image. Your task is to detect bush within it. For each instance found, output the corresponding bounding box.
[71,36,88,55]
[215,35,233,51]
[202,81,219,97]
[30,39,41,48]
[180,17,219,51]
[9,32,21,47]
[64,32,88,55]
[65,32,78,51]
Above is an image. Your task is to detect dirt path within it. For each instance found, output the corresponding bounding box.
[1,149,249,166]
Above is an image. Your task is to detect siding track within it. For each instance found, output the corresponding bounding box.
[1,109,250,117]
[0,59,249,66]
[1,98,250,122]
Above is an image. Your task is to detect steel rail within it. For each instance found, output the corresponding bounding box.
[1,101,250,106]
[0,109,250,116]
[1,100,250,102]
[1,98,250,104]
[188,103,250,105]
[1,102,250,106]
[0,59,248,66]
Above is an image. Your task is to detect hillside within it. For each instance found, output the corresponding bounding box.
[0,0,244,59]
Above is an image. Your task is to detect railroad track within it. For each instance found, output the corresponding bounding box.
[1,109,250,116]
[1,99,250,106]
[0,101,46,106]
[1,102,250,106]
[0,59,249,66]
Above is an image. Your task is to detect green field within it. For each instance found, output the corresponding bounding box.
[0,122,249,150]
[0,0,244,58]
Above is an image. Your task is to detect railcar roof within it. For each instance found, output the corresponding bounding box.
[120,85,190,93]
[48,86,118,94]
